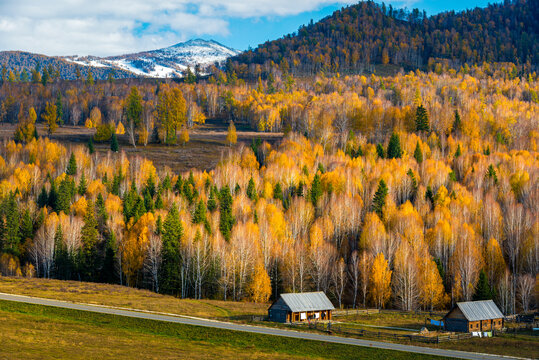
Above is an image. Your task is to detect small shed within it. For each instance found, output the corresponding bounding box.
[443,300,504,333]
[268,292,335,323]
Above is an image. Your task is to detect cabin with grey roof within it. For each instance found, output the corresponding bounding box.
[268,292,335,323]
[443,300,504,333]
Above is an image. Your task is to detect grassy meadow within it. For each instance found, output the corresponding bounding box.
[0,300,451,360]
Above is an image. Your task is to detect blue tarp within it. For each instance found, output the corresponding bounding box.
[430,319,444,327]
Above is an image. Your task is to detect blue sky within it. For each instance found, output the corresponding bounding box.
[0,0,500,56]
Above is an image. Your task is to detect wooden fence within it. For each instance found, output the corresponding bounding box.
[332,308,379,316]
[300,322,472,343]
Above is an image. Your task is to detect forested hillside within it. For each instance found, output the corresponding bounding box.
[230,0,538,77]
[0,62,536,313]
[0,52,134,81]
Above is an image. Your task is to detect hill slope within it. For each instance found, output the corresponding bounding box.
[230,0,538,76]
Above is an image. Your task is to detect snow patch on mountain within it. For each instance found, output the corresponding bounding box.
[62,39,239,78]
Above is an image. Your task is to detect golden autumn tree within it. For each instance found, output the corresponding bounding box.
[14,106,37,143]
[369,252,392,309]
[417,253,447,310]
[450,223,483,301]
[485,237,506,288]
[180,127,189,146]
[226,121,237,146]
[41,102,58,135]
[247,261,272,303]
[122,212,155,286]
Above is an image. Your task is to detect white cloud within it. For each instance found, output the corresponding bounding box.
[0,0,369,56]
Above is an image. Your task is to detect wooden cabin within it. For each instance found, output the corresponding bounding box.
[268,292,335,323]
[443,300,504,333]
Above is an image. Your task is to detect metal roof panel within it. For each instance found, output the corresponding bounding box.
[456,300,504,321]
[278,292,335,312]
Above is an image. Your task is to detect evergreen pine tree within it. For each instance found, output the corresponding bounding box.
[207,187,217,212]
[56,177,75,214]
[161,174,172,192]
[376,143,385,158]
[111,132,119,152]
[56,92,64,125]
[20,209,34,242]
[66,152,77,175]
[101,232,117,284]
[192,199,208,225]
[3,193,21,255]
[425,186,434,206]
[159,205,183,295]
[485,164,498,184]
[415,105,430,132]
[88,138,95,154]
[41,68,50,86]
[78,173,87,195]
[95,193,108,231]
[406,169,418,200]
[372,179,388,218]
[452,110,461,134]
[386,133,402,159]
[156,215,163,235]
[37,186,48,208]
[355,144,364,157]
[219,186,235,241]
[132,196,146,223]
[413,141,423,163]
[143,189,154,212]
[79,200,100,281]
[53,223,70,279]
[246,177,257,201]
[310,173,322,207]
[473,270,493,300]
[455,143,462,158]
[47,179,58,210]
[273,182,283,201]
[111,170,122,196]
[174,175,183,194]
[155,191,164,210]
[123,182,138,221]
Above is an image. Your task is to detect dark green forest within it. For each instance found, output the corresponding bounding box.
[230,0,538,77]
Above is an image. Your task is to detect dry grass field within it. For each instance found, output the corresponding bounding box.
[0,276,267,319]
[0,120,282,173]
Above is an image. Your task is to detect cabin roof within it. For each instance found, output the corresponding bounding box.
[272,292,335,312]
[449,300,504,321]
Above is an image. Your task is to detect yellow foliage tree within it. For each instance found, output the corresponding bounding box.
[247,262,272,303]
[116,122,125,135]
[226,121,237,146]
[122,212,155,286]
[417,254,447,310]
[41,102,58,135]
[180,127,189,146]
[369,252,392,308]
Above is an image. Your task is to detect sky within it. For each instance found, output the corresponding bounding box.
[0,0,500,57]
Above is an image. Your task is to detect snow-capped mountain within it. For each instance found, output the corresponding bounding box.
[63,39,240,78]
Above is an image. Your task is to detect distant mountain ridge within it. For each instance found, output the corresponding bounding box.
[0,39,240,80]
[230,0,538,76]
